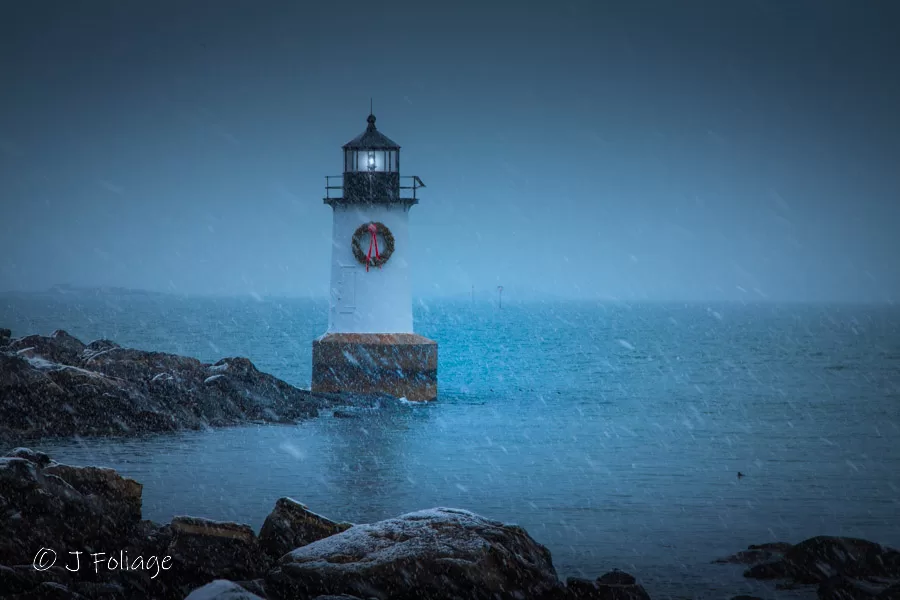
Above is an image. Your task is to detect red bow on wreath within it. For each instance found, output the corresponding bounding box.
[365,223,380,272]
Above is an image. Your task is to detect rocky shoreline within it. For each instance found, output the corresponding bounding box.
[1,447,649,600]
[0,327,389,442]
[712,538,900,600]
[1,447,898,600]
[3,328,899,599]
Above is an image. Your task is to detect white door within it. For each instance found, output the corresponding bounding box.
[338,266,356,314]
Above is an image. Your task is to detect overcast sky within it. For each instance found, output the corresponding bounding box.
[1,0,898,302]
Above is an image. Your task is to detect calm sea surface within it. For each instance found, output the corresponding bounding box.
[2,294,899,599]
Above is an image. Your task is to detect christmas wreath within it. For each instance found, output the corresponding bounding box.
[352,221,395,271]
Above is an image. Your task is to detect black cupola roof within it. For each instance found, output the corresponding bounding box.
[342,114,400,150]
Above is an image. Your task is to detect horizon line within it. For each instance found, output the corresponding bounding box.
[0,286,894,306]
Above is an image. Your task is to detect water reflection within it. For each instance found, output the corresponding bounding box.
[318,403,437,524]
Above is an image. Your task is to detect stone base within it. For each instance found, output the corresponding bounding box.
[311,333,437,401]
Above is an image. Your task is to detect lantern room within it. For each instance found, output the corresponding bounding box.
[343,114,400,173]
[325,113,425,207]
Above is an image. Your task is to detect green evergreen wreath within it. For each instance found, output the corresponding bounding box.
[352,222,395,268]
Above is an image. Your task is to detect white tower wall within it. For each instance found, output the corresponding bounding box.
[327,204,413,334]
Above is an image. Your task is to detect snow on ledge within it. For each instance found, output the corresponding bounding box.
[184,579,264,600]
[282,507,507,567]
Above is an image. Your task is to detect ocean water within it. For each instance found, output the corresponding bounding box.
[2,294,899,599]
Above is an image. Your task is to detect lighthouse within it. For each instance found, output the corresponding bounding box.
[311,112,438,401]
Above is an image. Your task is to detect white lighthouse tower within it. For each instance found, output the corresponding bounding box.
[311,112,437,401]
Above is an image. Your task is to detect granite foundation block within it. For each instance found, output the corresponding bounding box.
[311,333,437,401]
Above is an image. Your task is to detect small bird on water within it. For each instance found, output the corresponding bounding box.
[737,471,745,479]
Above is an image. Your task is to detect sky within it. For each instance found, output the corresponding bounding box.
[1,0,898,302]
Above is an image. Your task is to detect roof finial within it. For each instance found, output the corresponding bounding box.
[366,99,376,130]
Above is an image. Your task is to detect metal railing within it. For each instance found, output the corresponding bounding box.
[325,175,343,199]
[324,175,426,200]
[399,175,426,200]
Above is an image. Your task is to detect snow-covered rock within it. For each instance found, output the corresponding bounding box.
[0,329,319,440]
[184,579,266,599]
[5,329,86,365]
[267,507,563,600]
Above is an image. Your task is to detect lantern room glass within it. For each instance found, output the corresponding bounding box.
[344,149,399,173]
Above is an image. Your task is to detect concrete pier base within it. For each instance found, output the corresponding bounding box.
[311,333,437,401]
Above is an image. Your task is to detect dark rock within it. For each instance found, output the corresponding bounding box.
[881,550,900,576]
[7,581,88,599]
[0,327,11,346]
[748,542,794,553]
[0,451,182,598]
[0,330,319,439]
[233,579,269,598]
[567,577,600,595]
[737,536,900,586]
[782,537,899,583]
[597,570,636,585]
[566,573,650,600]
[267,507,563,600]
[82,346,204,382]
[743,560,790,579]
[82,339,121,360]
[0,564,34,595]
[0,350,168,439]
[0,455,147,568]
[184,579,266,599]
[332,410,357,419]
[163,516,271,595]
[51,329,88,355]
[71,581,127,599]
[5,329,86,365]
[714,549,781,565]
[5,564,75,590]
[42,463,143,523]
[817,575,891,600]
[592,582,651,600]
[258,497,352,561]
[715,542,793,566]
